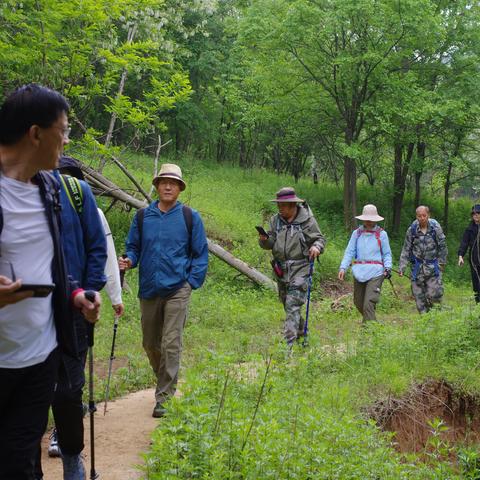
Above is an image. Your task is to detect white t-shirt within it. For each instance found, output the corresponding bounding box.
[0,175,57,368]
[97,208,122,306]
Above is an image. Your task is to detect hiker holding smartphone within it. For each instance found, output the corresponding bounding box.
[0,84,101,480]
[258,187,325,346]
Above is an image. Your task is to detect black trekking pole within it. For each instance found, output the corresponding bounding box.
[302,260,315,348]
[85,290,99,480]
[103,254,127,415]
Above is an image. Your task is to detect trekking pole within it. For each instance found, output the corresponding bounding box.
[387,278,399,299]
[103,312,119,416]
[85,290,99,480]
[103,254,127,415]
[302,260,315,348]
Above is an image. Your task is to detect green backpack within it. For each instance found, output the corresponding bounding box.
[60,174,83,214]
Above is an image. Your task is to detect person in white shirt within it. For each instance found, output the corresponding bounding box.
[0,84,101,480]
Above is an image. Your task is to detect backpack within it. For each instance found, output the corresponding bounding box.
[410,219,439,244]
[409,220,440,280]
[355,227,384,257]
[59,174,83,215]
[137,205,193,256]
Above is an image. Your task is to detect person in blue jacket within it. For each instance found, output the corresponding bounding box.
[36,155,107,480]
[119,163,208,418]
[338,204,392,323]
[0,84,101,480]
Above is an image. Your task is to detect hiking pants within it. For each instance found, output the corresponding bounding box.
[470,263,480,303]
[278,275,308,343]
[52,348,88,455]
[140,283,192,404]
[353,274,384,322]
[0,348,59,480]
[411,272,443,313]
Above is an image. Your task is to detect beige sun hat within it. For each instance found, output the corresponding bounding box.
[355,204,384,222]
[152,163,186,191]
[270,187,304,203]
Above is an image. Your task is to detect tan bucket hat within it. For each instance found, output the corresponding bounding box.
[270,187,304,203]
[355,204,384,222]
[152,163,186,191]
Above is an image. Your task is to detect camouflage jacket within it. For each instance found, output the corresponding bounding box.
[259,204,325,280]
[399,219,448,277]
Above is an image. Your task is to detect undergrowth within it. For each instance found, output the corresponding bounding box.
[70,149,480,477]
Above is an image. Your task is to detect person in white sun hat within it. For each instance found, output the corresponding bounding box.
[338,204,392,323]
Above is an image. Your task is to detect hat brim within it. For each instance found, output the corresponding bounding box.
[270,196,304,203]
[152,174,186,191]
[355,214,384,222]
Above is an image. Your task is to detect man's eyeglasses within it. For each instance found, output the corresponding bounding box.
[52,125,72,140]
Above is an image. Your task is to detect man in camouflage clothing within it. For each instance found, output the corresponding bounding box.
[399,206,448,313]
[258,187,325,345]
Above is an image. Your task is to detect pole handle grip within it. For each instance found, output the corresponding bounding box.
[119,254,128,287]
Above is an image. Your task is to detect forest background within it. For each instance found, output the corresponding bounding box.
[3,0,480,478]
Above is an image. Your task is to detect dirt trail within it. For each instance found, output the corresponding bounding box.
[40,388,157,480]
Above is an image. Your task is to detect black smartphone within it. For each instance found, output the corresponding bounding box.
[255,226,269,237]
[17,283,55,298]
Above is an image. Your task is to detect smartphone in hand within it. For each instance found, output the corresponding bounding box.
[17,283,55,298]
[255,226,269,238]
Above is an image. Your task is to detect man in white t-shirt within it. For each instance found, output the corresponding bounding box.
[0,84,101,480]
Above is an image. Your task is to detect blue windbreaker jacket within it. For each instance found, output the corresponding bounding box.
[125,201,209,299]
[54,171,107,291]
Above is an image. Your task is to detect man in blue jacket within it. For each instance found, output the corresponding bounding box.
[0,84,101,480]
[36,156,107,479]
[119,163,208,418]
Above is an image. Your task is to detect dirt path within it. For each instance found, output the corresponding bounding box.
[40,388,157,480]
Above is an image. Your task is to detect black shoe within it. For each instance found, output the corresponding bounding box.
[152,402,167,418]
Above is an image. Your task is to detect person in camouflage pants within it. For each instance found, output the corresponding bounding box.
[399,206,448,313]
[258,187,325,345]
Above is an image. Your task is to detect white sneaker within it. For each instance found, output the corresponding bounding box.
[48,428,62,458]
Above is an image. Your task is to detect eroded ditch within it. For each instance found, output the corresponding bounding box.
[369,379,480,454]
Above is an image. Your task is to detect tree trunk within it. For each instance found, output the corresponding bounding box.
[414,142,426,207]
[343,157,357,230]
[444,161,453,234]
[98,24,137,173]
[392,142,414,235]
[207,241,277,291]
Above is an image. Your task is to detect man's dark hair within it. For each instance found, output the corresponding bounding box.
[0,83,70,145]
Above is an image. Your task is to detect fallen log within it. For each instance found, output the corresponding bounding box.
[207,240,277,291]
[80,164,277,291]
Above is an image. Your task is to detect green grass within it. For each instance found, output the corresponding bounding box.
[71,149,480,478]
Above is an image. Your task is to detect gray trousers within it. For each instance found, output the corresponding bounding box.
[411,273,443,313]
[353,275,384,322]
[140,283,192,403]
[278,275,308,343]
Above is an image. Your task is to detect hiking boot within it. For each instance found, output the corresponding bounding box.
[152,402,167,418]
[48,428,62,458]
[62,453,86,480]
